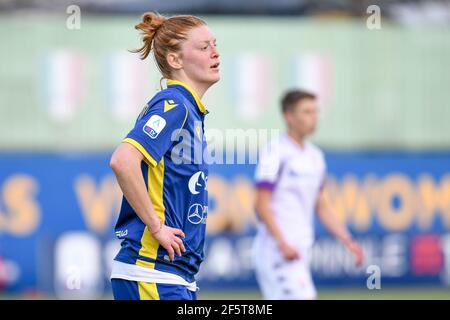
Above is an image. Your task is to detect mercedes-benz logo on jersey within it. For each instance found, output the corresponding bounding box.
[187,203,207,225]
[188,171,207,195]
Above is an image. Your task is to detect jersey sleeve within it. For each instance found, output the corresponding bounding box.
[254,141,281,191]
[123,95,188,167]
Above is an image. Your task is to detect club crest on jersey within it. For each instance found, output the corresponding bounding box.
[143,115,166,139]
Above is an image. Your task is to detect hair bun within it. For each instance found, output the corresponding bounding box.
[138,12,166,33]
[132,12,166,60]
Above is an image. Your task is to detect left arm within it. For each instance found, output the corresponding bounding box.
[315,187,364,267]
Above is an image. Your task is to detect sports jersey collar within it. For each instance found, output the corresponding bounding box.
[284,133,309,153]
[167,79,208,114]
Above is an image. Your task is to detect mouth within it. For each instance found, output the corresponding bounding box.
[210,62,220,70]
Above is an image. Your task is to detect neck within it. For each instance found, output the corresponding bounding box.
[171,74,210,99]
[287,130,306,148]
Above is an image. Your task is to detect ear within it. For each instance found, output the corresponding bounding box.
[167,52,183,70]
[283,111,292,126]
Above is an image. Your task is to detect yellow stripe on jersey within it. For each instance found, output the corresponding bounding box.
[167,79,207,114]
[138,282,160,300]
[138,157,165,264]
[122,138,158,167]
[136,259,155,269]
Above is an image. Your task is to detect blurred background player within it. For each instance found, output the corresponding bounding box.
[109,12,220,300]
[252,90,364,300]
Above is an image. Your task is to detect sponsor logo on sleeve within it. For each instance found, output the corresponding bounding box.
[143,115,166,139]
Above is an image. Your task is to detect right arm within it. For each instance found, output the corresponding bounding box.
[255,188,300,261]
[110,142,185,261]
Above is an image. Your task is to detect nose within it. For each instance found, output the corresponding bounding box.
[211,45,220,59]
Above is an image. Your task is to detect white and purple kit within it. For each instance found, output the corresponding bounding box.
[253,134,327,299]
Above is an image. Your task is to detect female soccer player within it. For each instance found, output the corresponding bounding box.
[109,12,220,300]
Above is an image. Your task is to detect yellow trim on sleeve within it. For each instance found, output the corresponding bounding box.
[167,79,207,114]
[122,138,157,167]
[138,282,160,300]
[137,158,165,265]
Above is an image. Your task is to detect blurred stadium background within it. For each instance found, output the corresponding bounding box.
[1,0,450,299]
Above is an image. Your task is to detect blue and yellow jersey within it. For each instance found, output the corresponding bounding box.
[114,80,209,283]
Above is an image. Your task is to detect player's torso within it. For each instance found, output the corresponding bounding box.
[162,101,209,254]
[115,85,209,281]
[270,137,325,241]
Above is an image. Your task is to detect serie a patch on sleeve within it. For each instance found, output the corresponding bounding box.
[143,115,166,139]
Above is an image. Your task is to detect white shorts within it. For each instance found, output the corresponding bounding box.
[252,235,317,300]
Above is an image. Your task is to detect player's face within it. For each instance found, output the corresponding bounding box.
[289,98,318,137]
[179,25,220,86]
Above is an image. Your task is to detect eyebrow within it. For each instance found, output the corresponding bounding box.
[200,39,217,43]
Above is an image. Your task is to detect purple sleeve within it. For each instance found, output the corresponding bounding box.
[255,180,276,191]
